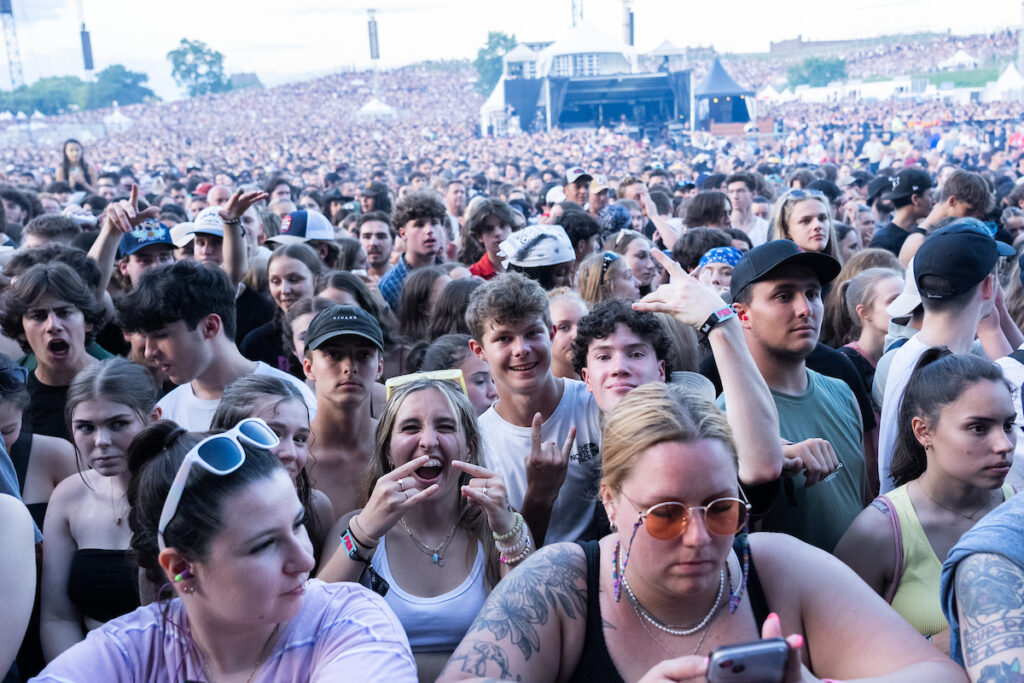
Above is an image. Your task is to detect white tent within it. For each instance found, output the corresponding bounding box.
[536,21,636,78]
[989,63,1024,101]
[757,84,782,101]
[480,75,507,133]
[503,44,540,79]
[103,108,134,132]
[939,49,980,70]
[504,44,538,63]
[356,97,397,119]
[648,40,685,57]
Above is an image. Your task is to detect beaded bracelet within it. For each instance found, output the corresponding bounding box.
[500,534,533,565]
[222,217,241,225]
[492,512,523,543]
[497,527,529,555]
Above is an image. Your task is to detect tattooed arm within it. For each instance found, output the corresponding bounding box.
[438,543,588,683]
[956,552,1024,682]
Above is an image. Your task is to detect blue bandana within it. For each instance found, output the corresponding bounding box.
[697,247,743,273]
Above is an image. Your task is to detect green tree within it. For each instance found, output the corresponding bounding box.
[85,65,157,109]
[473,31,516,95]
[167,38,228,97]
[787,57,847,88]
[0,76,86,115]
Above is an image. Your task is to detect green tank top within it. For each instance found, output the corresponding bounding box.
[885,482,1014,636]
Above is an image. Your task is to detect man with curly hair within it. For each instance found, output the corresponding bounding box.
[378,190,445,310]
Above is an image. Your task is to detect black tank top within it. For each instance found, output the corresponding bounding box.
[569,536,771,683]
[68,549,140,623]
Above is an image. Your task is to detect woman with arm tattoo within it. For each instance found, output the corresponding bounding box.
[440,383,967,683]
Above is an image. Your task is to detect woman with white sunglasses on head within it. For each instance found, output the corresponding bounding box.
[33,418,416,682]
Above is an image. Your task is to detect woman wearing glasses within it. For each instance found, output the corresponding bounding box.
[577,251,640,306]
[34,417,417,681]
[317,377,526,683]
[768,189,841,261]
[440,384,965,683]
[40,358,157,662]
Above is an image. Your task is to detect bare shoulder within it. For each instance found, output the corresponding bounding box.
[442,542,588,681]
[32,435,76,469]
[833,503,898,572]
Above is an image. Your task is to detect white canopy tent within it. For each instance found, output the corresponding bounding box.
[536,21,637,78]
[939,49,980,70]
[356,97,397,119]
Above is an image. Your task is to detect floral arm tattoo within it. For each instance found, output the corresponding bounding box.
[442,544,587,681]
[956,552,1024,682]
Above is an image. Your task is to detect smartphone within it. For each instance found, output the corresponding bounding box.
[706,637,788,683]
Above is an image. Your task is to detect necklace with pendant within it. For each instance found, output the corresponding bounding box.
[399,518,459,565]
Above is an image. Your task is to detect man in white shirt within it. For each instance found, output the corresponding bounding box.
[116,259,315,431]
[467,272,601,545]
[877,221,1013,493]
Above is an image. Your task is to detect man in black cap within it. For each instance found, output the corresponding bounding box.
[869,168,933,257]
[877,220,1015,493]
[866,174,894,226]
[729,239,868,552]
[302,304,385,517]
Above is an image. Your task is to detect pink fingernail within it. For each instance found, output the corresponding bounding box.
[767,612,779,622]
[792,634,804,649]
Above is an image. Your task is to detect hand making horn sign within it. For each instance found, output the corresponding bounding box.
[104,184,160,233]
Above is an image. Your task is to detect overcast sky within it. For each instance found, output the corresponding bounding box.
[7,0,1023,100]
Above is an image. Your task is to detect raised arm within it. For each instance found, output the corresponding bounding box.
[91,184,160,298]
[438,543,586,683]
[955,552,1024,682]
[217,190,266,287]
[634,250,783,484]
[521,415,574,546]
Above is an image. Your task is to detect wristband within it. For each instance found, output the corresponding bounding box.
[341,528,368,563]
[349,517,378,549]
[222,217,241,226]
[698,306,736,340]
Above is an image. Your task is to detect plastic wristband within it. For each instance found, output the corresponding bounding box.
[341,528,368,563]
[222,217,241,225]
[349,518,378,549]
[698,306,736,340]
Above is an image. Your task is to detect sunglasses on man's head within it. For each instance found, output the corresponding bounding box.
[784,189,827,202]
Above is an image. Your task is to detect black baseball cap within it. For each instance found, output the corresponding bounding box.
[304,304,384,353]
[914,219,1014,300]
[866,175,892,205]
[885,168,933,201]
[730,240,842,300]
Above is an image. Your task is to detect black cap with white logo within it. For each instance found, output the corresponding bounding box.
[304,304,384,353]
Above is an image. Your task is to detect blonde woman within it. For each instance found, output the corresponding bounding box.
[577,251,639,306]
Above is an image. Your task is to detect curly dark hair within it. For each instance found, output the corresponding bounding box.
[571,298,671,377]
[0,262,104,354]
[3,244,102,291]
[393,190,447,231]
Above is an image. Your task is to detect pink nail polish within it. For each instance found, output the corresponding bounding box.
[767,612,779,622]
[792,634,804,649]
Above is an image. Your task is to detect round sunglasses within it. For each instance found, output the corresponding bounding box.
[621,491,750,539]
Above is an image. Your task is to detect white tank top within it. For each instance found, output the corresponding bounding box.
[370,534,489,652]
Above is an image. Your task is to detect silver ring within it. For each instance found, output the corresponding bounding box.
[404,488,410,500]
[483,481,488,494]
[398,478,405,492]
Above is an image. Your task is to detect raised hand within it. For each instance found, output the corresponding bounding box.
[452,460,515,536]
[104,184,160,233]
[633,249,729,328]
[354,455,440,540]
[781,438,841,487]
[218,189,268,223]
[524,413,574,507]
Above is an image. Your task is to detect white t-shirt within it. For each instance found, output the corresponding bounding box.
[877,335,931,493]
[478,379,602,544]
[745,216,769,247]
[155,361,317,432]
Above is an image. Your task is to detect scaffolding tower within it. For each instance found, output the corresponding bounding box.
[0,0,24,89]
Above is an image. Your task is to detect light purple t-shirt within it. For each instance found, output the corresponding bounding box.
[31,580,417,682]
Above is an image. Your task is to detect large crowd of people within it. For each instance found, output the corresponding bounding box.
[2,34,1024,682]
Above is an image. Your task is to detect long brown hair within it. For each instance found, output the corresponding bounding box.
[363,378,500,587]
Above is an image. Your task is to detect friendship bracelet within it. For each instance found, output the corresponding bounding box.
[221,217,241,225]
[496,528,529,555]
[492,512,523,543]
[500,534,533,565]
